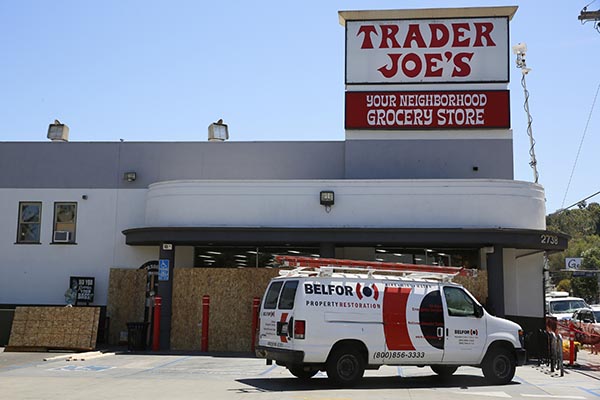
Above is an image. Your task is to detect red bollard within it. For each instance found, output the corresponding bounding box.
[251,297,261,353]
[569,321,575,366]
[152,296,162,351]
[201,295,210,352]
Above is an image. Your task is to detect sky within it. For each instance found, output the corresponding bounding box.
[0,1,598,214]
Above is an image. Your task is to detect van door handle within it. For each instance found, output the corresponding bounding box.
[437,327,444,337]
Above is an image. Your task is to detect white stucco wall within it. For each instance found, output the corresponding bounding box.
[0,189,156,305]
[1,178,548,307]
[145,179,546,230]
[503,249,544,318]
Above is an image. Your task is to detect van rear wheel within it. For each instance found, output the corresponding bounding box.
[482,347,516,385]
[326,348,365,387]
[430,365,458,377]
[288,365,318,380]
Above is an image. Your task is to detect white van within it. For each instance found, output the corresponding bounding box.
[256,256,526,387]
[545,291,590,321]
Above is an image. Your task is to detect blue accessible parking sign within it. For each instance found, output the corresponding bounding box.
[158,259,170,281]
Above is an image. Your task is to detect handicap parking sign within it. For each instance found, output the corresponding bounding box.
[158,259,170,281]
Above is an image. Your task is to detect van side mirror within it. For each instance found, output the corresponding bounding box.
[474,304,484,318]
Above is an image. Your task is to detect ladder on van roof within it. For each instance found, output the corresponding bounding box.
[275,255,475,282]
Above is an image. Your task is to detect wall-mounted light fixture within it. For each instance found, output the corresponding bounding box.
[320,190,334,213]
[124,172,137,182]
[208,119,229,141]
[47,119,69,142]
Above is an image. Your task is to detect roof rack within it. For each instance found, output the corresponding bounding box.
[275,256,475,282]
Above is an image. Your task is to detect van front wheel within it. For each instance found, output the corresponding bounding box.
[482,348,516,385]
[430,365,458,377]
[326,348,365,387]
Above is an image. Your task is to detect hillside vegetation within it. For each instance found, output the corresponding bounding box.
[546,202,600,303]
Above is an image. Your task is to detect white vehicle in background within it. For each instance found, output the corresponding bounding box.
[256,256,526,387]
[591,304,600,322]
[545,291,590,321]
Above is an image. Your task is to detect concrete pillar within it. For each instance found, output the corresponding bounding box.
[486,245,505,318]
[158,243,175,350]
[320,242,335,258]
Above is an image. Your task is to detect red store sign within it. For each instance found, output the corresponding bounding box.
[345,90,510,130]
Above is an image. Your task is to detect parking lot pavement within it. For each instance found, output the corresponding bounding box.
[3,347,600,400]
[568,347,600,380]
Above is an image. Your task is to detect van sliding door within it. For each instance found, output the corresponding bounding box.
[379,284,444,364]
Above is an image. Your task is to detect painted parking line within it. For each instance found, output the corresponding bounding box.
[1,358,65,373]
[521,395,585,399]
[50,365,114,372]
[258,364,277,376]
[451,391,511,398]
[577,387,600,398]
[123,356,192,377]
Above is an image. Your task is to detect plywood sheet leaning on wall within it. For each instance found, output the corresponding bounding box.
[171,268,280,352]
[6,306,100,351]
[454,270,488,306]
[106,268,147,345]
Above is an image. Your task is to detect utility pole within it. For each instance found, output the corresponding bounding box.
[579,7,600,32]
[579,9,600,22]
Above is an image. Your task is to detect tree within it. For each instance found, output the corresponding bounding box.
[571,277,599,304]
[556,279,571,293]
[546,202,600,238]
[546,203,600,300]
[582,247,600,269]
[547,235,600,276]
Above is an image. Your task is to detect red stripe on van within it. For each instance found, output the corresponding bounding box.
[280,313,288,343]
[383,287,415,350]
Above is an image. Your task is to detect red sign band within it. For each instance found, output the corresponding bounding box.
[345,90,510,130]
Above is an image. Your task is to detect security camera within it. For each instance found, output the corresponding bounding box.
[512,42,527,55]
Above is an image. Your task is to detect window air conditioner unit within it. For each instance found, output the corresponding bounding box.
[54,231,71,242]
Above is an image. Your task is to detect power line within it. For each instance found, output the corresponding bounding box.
[559,189,600,213]
[561,82,600,209]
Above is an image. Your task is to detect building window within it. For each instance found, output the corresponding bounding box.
[16,202,42,243]
[357,246,479,269]
[193,246,320,268]
[52,202,77,243]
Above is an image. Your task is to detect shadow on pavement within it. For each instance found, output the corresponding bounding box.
[236,374,520,392]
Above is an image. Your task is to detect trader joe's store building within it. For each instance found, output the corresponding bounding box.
[0,6,567,350]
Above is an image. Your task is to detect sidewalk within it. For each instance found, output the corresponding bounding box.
[569,346,600,379]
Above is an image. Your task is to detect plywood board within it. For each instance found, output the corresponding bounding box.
[6,306,100,351]
[171,268,279,352]
[106,268,146,345]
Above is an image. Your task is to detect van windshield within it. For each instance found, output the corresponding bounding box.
[550,299,588,314]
